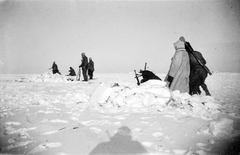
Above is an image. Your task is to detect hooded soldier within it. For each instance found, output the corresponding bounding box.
[165,37,190,93]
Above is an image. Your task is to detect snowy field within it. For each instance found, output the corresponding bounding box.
[0,72,240,155]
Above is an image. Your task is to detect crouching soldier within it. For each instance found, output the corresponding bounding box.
[68,67,76,76]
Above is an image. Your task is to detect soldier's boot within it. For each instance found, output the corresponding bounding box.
[201,83,211,96]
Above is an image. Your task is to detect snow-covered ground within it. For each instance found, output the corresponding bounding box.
[0,72,240,155]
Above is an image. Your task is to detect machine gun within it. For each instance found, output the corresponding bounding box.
[134,62,147,85]
[134,63,161,85]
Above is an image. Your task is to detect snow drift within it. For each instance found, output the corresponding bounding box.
[90,79,223,120]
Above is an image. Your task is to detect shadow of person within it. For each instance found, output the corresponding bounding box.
[89,126,148,155]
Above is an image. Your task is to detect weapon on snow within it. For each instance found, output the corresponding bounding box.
[134,70,140,85]
[134,62,150,85]
[185,43,212,76]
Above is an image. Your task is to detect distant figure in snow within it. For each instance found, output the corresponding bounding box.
[139,70,161,83]
[88,57,95,80]
[51,61,61,75]
[165,37,190,93]
[180,36,211,96]
[79,53,88,81]
[68,67,76,76]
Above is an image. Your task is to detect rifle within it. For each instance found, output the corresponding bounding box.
[134,70,140,85]
[185,43,212,76]
[197,59,212,75]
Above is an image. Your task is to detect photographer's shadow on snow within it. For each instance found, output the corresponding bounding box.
[89,126,148,155]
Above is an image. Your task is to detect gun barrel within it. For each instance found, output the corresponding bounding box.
[144,62,147,70]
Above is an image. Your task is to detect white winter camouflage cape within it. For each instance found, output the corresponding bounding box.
[165,40,190,93]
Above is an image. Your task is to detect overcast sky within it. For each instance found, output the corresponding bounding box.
[0,0,240,74]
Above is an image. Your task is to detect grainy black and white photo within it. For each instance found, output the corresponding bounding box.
[0,0,240,154]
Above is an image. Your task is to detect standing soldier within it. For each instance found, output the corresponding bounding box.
[79,53,88,81]
[165,37,190,93]
[51,61,61,75]
[88,57,95,80]
[188,50,211,96]
[180,36,211,96]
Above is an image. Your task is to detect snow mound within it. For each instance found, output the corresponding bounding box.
[90,80,170,107]
[90,80,223,120]
[14,71,73,83]
[170,90,223,120]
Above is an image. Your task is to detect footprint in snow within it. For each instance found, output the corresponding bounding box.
[28,142,62,154]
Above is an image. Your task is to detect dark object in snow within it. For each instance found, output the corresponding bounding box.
[112,83,120,87]
[51,61,61,75]
[185,42,212,76]
[67,67,76,76]
[139,70,162,84]
[183,37,211,96]
[134,70,140,85]
[79,53,89,81]
[188,50,211,96]
[134,63,161,85]
[88,57,95,80]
